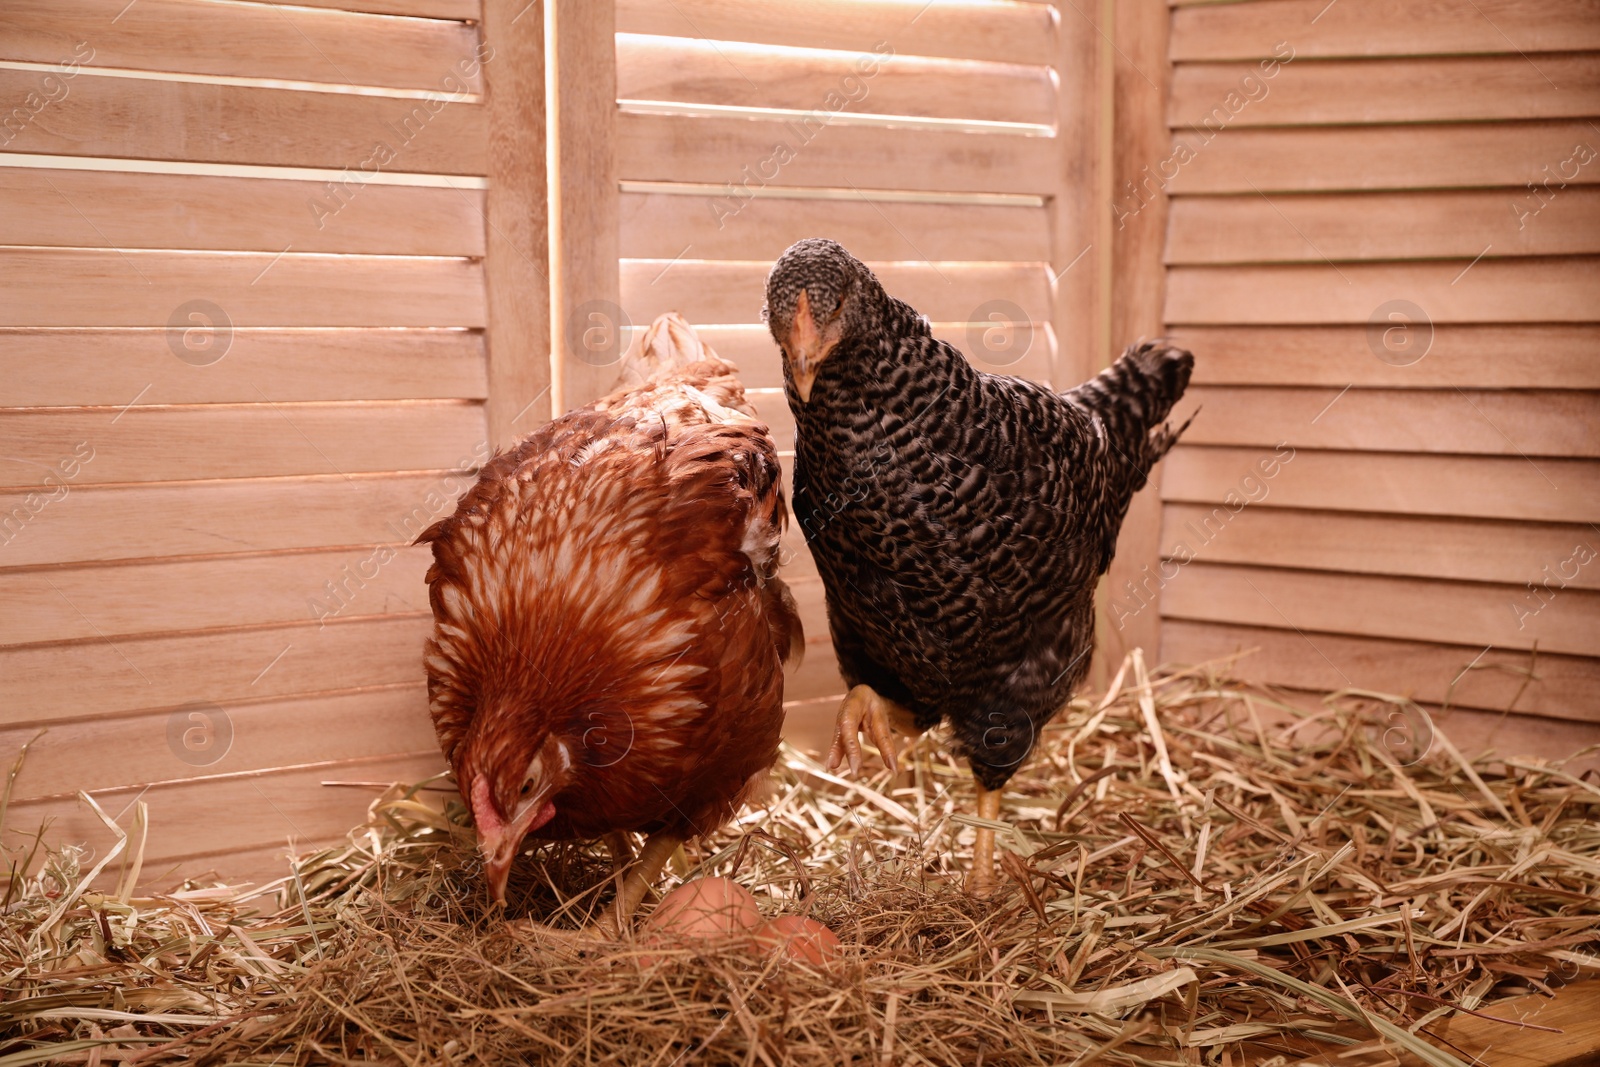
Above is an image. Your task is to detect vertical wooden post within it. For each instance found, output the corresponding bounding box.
[546,0,620,412]
[1049,0,1110,393]
[1099,0,1173,673]
[481,0,552,447]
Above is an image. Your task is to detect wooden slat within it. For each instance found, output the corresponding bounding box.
[2,614,431,724]
[1171,55,1600,127]
[619,190,1051,263]
[616,34,1054,126]
[257,0,478,19]
[1172,325,1600,390]
[0,403,485,487]
[0,471,475,567]
[1160,505,1600,590]
[1171,0,1600,60]
[1162,620,1599,724]
[620,260,1053,329]
[1,685,435,801]
[0,70,486,174]
[0,248,486,327]
[8,752,445,889]
[0,0,483,92]
[481,0,553,444]
[1166,258,1600,325]
[0,168,486,256]
[1164,122,1600,194]
[1159,562,1598,656]
[1167,189,1600,264]
[0,547,433,646]
[1175,386,1599,457]
[618,111,1061,197]
[549,0,621,411]
[0,329,487,406]
[1162,447,1597,524]
[614,0,1057,66]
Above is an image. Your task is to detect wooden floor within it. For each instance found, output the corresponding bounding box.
[1249,978,1600,1067]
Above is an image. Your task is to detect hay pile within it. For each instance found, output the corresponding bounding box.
[3,654,1598,1066]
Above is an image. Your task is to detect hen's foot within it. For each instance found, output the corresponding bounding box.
[967,784,1002,900]
[599,831,683,935]
[826,684,919,776]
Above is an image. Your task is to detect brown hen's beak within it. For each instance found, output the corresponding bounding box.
[471,773,558,905]
[785,289,836,404]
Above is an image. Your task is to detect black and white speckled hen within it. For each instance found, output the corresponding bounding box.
[764,239,1193,896]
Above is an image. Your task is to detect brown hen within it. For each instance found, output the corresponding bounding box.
[418,313,801,927]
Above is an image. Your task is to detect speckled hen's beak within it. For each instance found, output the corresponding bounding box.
[786,289,825,403]
[472,774,557,905]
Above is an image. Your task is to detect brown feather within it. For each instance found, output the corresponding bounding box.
[418,316,800,852]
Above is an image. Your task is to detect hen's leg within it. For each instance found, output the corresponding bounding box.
[827,684,920,776]
[604,831,635,873]
[967,784,1002,899]
[600,831,683,934]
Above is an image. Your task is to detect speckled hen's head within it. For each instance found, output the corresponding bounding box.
[764,238,883,404]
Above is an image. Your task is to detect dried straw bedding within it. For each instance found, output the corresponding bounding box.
[3,654,1597,1066]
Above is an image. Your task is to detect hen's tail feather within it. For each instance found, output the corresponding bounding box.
[1067,340,1195,483]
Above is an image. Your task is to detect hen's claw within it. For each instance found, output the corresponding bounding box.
[827,685,915,776]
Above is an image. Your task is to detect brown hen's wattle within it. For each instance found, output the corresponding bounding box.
[418,313,801,922]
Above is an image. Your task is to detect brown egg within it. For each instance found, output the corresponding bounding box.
[752,915,842,967]
[637,877,761,962]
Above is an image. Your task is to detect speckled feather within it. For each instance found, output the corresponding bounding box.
[418,341,801,842]
[766,239,1192,790]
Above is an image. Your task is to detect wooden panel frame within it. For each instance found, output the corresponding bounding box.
[548,0,621,411]
[1101,0,1172,674]
[481,0,554,443]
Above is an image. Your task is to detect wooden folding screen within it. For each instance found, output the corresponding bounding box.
[0,0,546,882]
[1117,0,1599,759]
[606,0,1110,749]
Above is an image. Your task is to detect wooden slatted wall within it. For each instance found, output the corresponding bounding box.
[1128,0,1600,760]
[0,0,548,883]
[608,0,1110,751]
